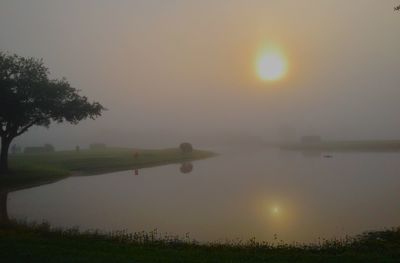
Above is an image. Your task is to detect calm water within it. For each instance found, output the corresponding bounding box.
[7,148,400,243]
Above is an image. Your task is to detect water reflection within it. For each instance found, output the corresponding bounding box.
[301,150,322,158]
[271,206,280,215]
[132,163,194,176]
[180,162,193,174]
[7,149,400,243]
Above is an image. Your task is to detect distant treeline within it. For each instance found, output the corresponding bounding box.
[280,140,400,152]
[24,144,55,154]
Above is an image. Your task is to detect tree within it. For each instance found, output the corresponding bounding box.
[396,5,400,11]
[179,142,193,153]
[0,52,105,174]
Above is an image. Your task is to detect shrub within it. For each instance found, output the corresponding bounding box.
[179,142,193,153]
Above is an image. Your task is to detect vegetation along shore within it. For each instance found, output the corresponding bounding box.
[0,221,399,263]
[0,147,215,191]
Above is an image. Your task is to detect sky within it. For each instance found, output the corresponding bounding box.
[1,0,400,148]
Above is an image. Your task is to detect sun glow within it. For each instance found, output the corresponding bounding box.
[256,49,288,81]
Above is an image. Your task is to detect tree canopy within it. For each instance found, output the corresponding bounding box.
[0,52,105,173]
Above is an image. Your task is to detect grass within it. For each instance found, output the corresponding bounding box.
[279,140,400,152]
[0,221,399,262]
[1,147,215,191]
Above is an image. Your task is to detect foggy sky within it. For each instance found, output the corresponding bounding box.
[1,0,400,149]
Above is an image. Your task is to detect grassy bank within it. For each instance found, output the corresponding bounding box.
[0,222,399,263]
[279,140,400,152]
[1,148,214,191]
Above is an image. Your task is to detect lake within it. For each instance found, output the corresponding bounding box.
[7,148,400,243]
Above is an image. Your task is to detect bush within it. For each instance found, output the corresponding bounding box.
[179,143,193,153]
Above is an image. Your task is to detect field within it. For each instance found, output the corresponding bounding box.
[0,222,399,263]
[1,147,214,191]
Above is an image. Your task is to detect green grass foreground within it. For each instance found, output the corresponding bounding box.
[1,148,215,191]
[0,222,399,263]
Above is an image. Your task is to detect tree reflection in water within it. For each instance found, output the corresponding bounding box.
[180,162,193,174]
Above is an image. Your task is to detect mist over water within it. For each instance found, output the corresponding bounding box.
[1,1,400,149]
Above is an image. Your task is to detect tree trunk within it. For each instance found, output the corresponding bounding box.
[0,137,11,174]
[0,192,8,224]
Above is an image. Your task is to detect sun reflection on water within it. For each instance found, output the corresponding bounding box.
[271,206,280,215]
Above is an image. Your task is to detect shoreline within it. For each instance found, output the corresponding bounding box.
[0,147,216,192]
[0,221,399,262]
[278,140,400,152]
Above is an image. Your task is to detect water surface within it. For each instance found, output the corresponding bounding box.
[8,148,400,243]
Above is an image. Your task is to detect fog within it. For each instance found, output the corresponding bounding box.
[1,0,400,149]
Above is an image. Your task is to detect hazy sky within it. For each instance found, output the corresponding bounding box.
[1,0,400,148]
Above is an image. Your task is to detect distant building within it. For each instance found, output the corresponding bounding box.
[278,125,297,143]
[300,135,322,144]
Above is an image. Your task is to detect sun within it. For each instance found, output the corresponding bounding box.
[256,50,287,81]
